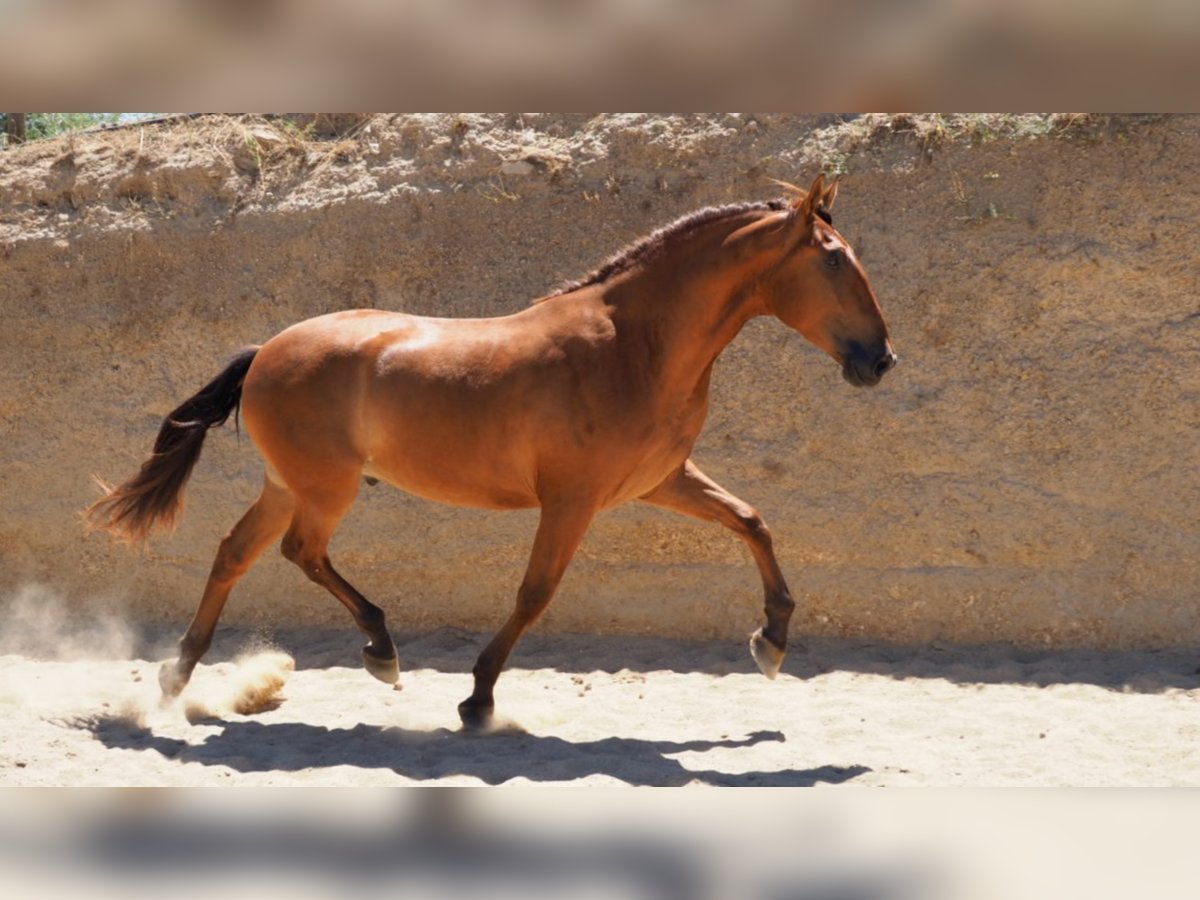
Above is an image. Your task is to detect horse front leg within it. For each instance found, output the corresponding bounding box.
[640,459,796,679]
[458,499,596,730]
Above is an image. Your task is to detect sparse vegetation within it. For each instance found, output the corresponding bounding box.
[820,113,1122,166]
[782,113,1142,187]
[479,177,521,203]
[2,113,120,147]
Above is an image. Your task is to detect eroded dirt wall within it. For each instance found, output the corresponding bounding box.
[1,114,1196,648]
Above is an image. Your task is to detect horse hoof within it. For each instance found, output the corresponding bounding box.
[457,698,495,732]
[362,647,400,684]
[158,660,189,704]
[749,628,786,680]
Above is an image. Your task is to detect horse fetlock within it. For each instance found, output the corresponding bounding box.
[177,634,212,662]
[774,591,796,615]
[749,627,786,680]
[362,644,400,684]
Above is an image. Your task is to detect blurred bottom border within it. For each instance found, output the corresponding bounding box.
[0,788,1194,900]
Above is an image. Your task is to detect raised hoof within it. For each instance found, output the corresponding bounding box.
[158,660,190,705]
[362,647,400,685]
[457,698,495,732]
[749,628,786,680]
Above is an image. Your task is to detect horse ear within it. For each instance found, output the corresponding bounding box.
[820,174,839,212]
[794,173,826,223]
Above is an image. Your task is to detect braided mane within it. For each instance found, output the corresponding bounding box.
[539,199,789,301]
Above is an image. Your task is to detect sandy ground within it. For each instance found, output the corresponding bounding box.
[2,621,1198,787]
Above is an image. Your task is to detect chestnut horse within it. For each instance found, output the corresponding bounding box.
[86,174,896,728]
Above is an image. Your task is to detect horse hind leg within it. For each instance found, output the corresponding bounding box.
[159,477,295,702]
[280,488,399,686]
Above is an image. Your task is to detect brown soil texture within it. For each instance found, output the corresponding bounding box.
[1,113,1197,650]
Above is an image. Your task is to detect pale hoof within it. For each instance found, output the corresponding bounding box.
[363,647,400,684]
[158,659,189,705]
[749,628,786,679]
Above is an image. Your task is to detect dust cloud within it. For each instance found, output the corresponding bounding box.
[182,650,295,720]
[0,584,137,662]
[0,584,294,730]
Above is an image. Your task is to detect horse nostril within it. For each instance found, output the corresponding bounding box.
[873,351,897,379]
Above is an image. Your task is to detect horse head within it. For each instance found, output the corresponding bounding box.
[758,174,897,387]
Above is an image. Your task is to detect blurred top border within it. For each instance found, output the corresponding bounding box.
[2,0,1198,109]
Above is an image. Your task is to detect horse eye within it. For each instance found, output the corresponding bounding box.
[824,250,842,270]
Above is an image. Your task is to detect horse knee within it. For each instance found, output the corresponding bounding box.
[733,508,772,545]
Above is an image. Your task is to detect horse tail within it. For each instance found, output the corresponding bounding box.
[84,347,260,544]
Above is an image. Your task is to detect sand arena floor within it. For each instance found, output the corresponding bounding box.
[2,622,1198,787]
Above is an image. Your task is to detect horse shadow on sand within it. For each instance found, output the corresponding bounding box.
[80,715,868,787]
[132,624,1200,695]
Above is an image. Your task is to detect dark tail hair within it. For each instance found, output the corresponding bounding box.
[84,347,260,543]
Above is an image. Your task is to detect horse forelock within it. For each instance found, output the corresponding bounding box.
[540,199,788,302]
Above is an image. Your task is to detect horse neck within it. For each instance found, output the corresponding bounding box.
[606,210,779,388]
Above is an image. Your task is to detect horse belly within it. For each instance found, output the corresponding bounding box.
[364,452,539,510]
[361,377,541,510]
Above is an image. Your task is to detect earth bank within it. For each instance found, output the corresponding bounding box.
[1,113,1196,650]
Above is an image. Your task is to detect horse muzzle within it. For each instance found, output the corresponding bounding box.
[841,343,897,388]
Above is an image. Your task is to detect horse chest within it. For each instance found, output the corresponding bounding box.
[583,396,709,506]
